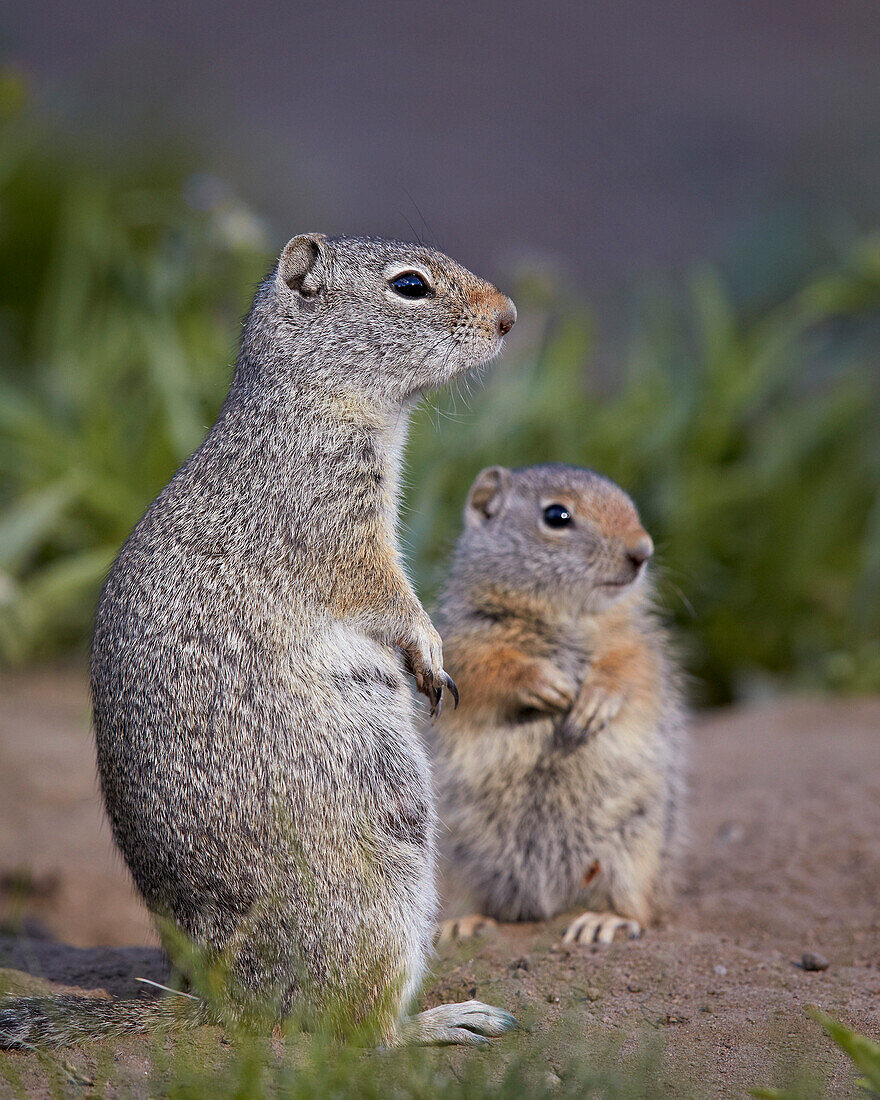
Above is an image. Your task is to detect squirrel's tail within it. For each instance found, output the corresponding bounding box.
[0,993,210,1049]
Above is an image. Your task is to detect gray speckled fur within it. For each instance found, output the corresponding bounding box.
[0,235,518,1049]
[431,464,687,926]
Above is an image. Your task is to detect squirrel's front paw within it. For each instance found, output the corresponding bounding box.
[559,680,625,744]
[402,616,458,718]
[518,660,576,713]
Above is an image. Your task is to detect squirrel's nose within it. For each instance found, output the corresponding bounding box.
[626,534,654,568]
[496,299,517,338]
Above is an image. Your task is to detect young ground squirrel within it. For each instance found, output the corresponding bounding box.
[431,464,686,945]
[0,235,518,1049]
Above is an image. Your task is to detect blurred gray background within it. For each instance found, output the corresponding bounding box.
[6,0,880,294]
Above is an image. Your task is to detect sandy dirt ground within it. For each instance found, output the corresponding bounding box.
[0,669,878,1097]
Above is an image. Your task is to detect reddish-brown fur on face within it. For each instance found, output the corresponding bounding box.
[570,483,647,547]
[466,286,516,337]
[466,286,505,313]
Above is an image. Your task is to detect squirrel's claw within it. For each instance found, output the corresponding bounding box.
[430,672,459,719]
[442,672,460,710]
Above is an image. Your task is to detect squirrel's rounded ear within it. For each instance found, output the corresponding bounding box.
[465,466,512,526]
[276,234,330,299]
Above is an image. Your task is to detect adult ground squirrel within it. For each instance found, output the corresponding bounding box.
[431,464,686,945]
[0,235,518,1049]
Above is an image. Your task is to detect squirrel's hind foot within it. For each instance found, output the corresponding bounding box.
[405,1000,518,1046]
[561,911,642,946]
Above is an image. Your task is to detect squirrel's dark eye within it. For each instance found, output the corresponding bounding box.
[542,503,573,528]
[389,271,432,299]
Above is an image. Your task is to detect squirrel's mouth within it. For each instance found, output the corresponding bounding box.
[600,564,645,590]
[467,332,506,371]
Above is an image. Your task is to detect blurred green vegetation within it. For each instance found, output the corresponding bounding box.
[408,247,880,703]
[752,1009,880,1099]
[0,77,268,662]
[1,80,878,702]
[2,993,873,1099]
[0,1016,694,1099]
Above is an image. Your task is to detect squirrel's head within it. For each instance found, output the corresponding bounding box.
[455,464,653,615]
[251,233,515,404]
